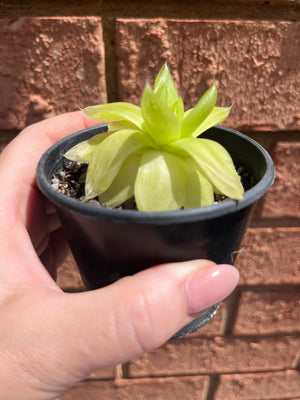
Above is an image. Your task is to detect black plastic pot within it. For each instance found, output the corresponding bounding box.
[37,124,275,339]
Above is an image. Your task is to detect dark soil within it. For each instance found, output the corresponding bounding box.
[51,161,86,199]
[51,160,255,210]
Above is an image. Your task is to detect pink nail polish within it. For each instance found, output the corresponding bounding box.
[185,264,239,316]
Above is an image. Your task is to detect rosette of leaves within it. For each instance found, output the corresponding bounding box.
[65,64,244,211]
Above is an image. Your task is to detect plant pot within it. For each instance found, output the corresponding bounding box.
[37,124,275,339]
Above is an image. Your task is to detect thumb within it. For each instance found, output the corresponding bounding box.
[57,260,239,378]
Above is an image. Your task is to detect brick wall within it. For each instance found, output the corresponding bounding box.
[1,1,299,399]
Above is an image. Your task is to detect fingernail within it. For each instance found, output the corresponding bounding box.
[185,264,239,316]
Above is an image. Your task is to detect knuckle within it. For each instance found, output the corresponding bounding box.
[128,289,156,353]
[110,285,158,357]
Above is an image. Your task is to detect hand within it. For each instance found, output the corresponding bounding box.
[0,112,239,399]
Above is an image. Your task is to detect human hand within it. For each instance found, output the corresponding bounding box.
[0,112,239,399]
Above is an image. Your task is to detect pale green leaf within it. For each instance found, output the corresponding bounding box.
[108,120,138,132]
[183,108,192,119]
[98,154,141,208]
[191,106,232,137]
[141,85,181,145]
[170,97,184,122]
[184,158,214,208]
[213,186,223,195]
[85,130,150,199]
[153,63,179,108]
[173,138,244,200]
[64,132,111,163]
[181,85,217,138]
[134,151,187,211]
[83,103,144,130]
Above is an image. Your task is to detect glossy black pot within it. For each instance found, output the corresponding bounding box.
[37,124,275,339]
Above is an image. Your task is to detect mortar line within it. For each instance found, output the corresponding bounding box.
[101,16,119,102]
[0,1,299,21]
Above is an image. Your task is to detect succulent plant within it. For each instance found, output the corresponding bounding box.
[65,64,244,211]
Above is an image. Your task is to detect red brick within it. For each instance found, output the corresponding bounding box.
[62,376,208,400]
[116,19,300,131]
[215,370,300,400]
[258,142,300,218]
[128,336,299,377]
[56,251,85,291]
[236,228,300,285]
[87,367,116,381]
[233,290,300,335]
[0,17,106,130]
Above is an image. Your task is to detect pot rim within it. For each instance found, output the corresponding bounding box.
[37,124,275,224]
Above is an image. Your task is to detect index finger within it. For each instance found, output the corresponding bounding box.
[0,111,100,202]
[1,111,99,183]
[0,112,100,287]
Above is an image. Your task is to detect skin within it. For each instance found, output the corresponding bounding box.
[0,112,239,399]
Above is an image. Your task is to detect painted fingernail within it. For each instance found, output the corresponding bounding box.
[185,264,239,316]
